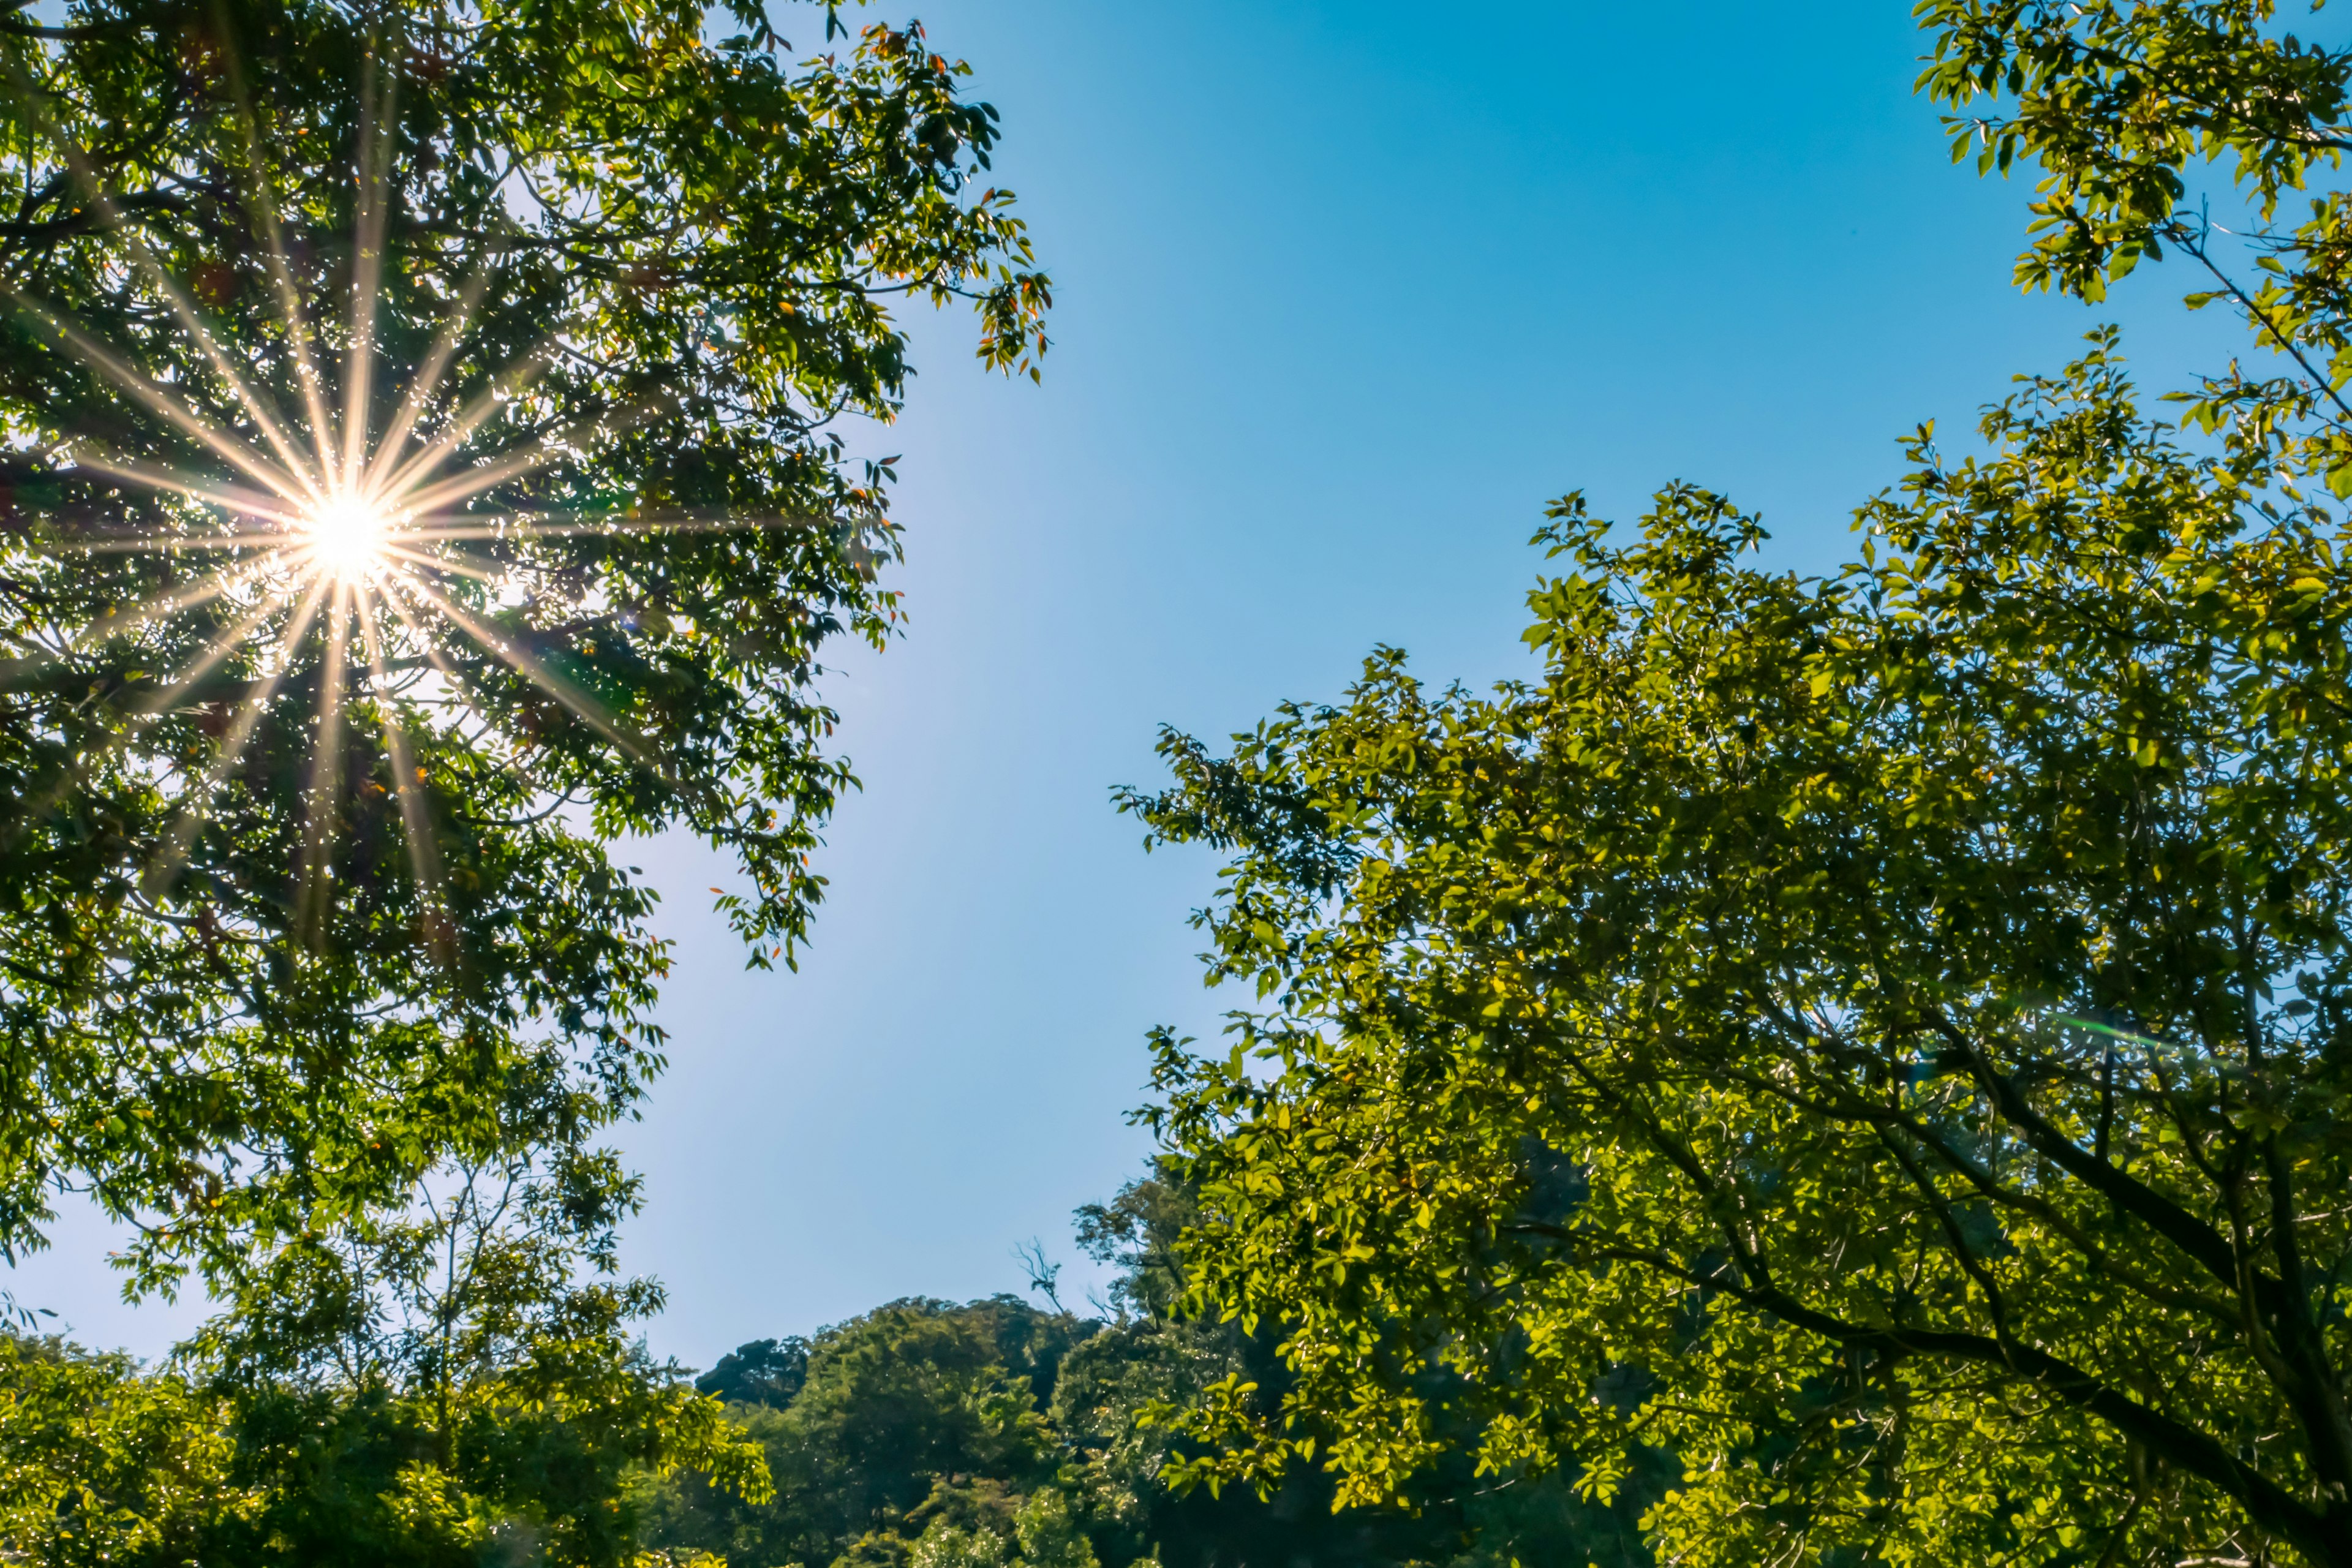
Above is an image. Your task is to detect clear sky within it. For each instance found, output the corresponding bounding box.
[8,0,2250,1365]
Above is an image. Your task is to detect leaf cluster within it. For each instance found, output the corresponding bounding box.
[0,1326,767,1567]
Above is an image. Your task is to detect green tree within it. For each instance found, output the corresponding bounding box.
[1061,1172,1645,1568]
[638,1180,1638,1568]
[697,1336,812,1409]
[0,1,1043,1555]
[0,1334,257,1567]
[0,1329,767,1568]
[0,0,1046,1321]
[1121,3,2352,1564]
[638,1296,1088,1568]
[905,1487,1099,1568]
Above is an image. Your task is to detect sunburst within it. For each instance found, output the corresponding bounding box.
[2,40,773,934]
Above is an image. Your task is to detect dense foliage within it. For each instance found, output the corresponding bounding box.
[0,1172,1654,1567]
[0,0,1046,1319]
[0,1,1047,1559]
[634,1175,1647,1568]
[48,2,2352,1566]
[0,1330,766,1567]
[1119,3,2352,1566]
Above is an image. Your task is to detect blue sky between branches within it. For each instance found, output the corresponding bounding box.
[9,0,2261,1365]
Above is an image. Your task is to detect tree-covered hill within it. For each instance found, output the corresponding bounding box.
[0,1170,1653,1568]
[633,1172,1656,1568]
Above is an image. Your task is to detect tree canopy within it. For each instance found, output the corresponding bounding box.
[0,1326,771,1567]
[1125,3,2352,1564]
[0,0,1044,1340]
[0,1,1047,1556]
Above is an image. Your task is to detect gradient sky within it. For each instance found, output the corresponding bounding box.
[9,0,2254,1365]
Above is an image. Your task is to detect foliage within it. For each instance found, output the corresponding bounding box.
[0,0,1047,1321]
[0,1334,257,1566]
[1918,0,2352,486]
[1124,320,2352,1564]
[0,1329,764,1567]
[0,1,1045,1557]
[639,1187,1642,1568]
[0,1194,1640,1568]
[698,1337,813,1409]
[1054,1179,1550,1568]
[1117,5,2352,1564]
[638,1295,1084,1568]
[904,1487,1098,1568]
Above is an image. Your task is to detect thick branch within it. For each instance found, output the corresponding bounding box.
[1932,1014,2252,1294]
[1551,1222,2350,1566]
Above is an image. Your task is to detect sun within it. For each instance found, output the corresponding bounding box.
[0,33,824,970]
[303,492,390,580]
[7,50,758,919]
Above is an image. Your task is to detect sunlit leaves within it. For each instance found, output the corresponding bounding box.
[0,1330,770,1568]
[1116,11,2352,1560]
[1126,341,2352,1564]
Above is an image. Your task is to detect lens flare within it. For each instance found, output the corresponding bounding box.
[303,493,388,579]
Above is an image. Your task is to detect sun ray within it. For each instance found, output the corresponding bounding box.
[364,263,496,498]
[296,585,356,941]
[375,540,505,584]
[56,533,301,557]
[369,575,504,712]
[129,580,308,719]
[384,571,651,761]
[142,575,332,898]
[207,0,345,483]
[0,48,805,933]
[100,251,326,505]
[351,588,453,961]
[113,254,326,505]
[10,291,315,509]
[399,510,815,544]
[0,552,288,745]
[368,582,582,809]
[388,436,586,520]
[366,347,555,508]
[66,451,314,532]
[339,42,400,494]
[380,384,677,521]
[0,571,301,856]
[252,225,342,488]
[0,62,331,505]
[69,553,290,654]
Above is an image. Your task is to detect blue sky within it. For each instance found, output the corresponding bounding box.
[9,0,2256,1363]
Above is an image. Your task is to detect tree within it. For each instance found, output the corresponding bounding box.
[696,1336,812,1409]
[637,1179,1645,1568]
[0,1329,768,1567]
[1123,3,2352,1564]
[0,1333,254,1566]
[0,0,1045,1334]
[1057,1172,1616,1568]
[637,1296,1087,1567]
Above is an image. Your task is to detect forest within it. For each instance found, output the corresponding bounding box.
[633,1172,1655,1568]
[0,1169,1651,1566]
